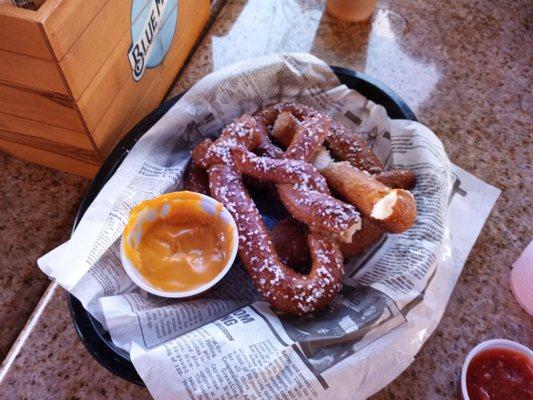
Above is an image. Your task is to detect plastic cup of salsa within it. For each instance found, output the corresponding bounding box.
[459,338,533,400]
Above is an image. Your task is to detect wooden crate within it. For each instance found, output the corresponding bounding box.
[0,0,210,177]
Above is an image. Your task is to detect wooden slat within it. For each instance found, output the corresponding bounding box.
[0,6,52,59]
[58,0,131,100]
[41,0,108,61]
[0,82,85,131]
[75,32,131,132]
[0,111,95,150]
[0,129,100,164]
[0,138,100,178]
[90,0,210,156]
[0,49,68,95]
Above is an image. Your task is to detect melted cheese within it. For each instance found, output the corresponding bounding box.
[123,192,234,292]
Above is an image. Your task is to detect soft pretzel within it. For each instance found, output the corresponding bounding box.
[231,147,360,242]
[266,105,415,188]
[257,105,415,266]
[313,150,416,233]
[264,107,416,233]
[192,115,358,315]
[267,109,383,173]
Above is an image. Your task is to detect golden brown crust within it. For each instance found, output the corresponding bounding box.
[380,190,417,234]
[320,162,388,212]
[375,169,416,189]
[190,102,418,314]
[320,161,417,233]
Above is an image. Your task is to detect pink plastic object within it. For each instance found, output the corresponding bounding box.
[510,240,533,316]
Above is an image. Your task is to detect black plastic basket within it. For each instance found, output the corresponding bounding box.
[68,66,417,385]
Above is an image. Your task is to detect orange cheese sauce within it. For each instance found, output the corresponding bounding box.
[123,192,234,292]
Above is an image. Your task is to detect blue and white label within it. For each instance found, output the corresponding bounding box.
[128,0,179,81]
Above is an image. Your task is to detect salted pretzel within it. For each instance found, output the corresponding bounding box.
[192,115,361,315]
[205,105,362,242]
[253,101,333,161]
[269,112,384,174]
[313,150,416,233]
[264,103,415,189]
[231,147,361,241]
[262,104,417,234]
[253,102,416,263]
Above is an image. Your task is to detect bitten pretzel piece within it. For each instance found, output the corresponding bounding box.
[267,108,416,233]
[268,167,415,261]
[318,159,416,233]
[315,148,416,256]
[193,115,351,315]
[337,169,415,257]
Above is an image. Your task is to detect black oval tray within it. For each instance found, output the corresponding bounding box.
[68,66,417,385]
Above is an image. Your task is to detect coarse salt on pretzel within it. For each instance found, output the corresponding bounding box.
[193,115,357,314]
[268,107,415,186]
[231,147,361,242]
[326,121,384,174]
[268,111,383,173]
[264,105,417,234]
[253,102,417,265]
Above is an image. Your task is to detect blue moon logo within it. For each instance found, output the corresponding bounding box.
[128,0,179,81]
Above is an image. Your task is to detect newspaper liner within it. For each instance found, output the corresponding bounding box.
[38,53,500,400]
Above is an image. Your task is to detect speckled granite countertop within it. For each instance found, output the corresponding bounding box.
[0,0,531,399]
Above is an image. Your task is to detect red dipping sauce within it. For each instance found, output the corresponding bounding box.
[466,348,533,400]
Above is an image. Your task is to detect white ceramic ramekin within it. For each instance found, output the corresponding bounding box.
[120,191,238,298]
[459,338,533,400]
